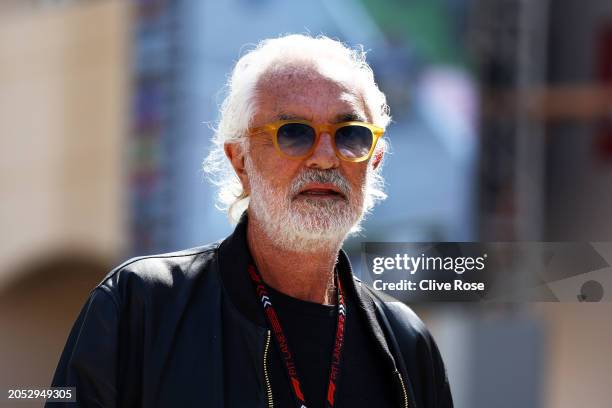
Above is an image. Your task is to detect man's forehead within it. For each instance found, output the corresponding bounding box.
[254,65,370,123]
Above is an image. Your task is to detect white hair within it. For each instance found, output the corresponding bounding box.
[203,34,391,224]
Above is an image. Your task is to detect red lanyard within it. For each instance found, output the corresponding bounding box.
[247,264,347,408]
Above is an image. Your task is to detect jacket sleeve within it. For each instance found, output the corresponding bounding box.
[421,328,453,408]
[46,287,119,407]
[380,301,454,408]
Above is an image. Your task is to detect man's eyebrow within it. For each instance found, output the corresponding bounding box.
[276,113,309,121]
[335,112,367,122]
[273,112,368,122]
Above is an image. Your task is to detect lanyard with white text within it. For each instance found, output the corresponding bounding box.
[247,264,346,408]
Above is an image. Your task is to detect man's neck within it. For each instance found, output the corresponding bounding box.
[246,214,341,305]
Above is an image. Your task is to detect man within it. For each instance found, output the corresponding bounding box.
[48,34,453,407]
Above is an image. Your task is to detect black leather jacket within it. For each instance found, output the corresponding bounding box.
[47,215,453,407]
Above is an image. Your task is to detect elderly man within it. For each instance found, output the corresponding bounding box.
[48,35,453,408]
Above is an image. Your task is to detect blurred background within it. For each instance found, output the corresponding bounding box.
[1,0,611,407]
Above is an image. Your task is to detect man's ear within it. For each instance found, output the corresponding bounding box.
[224,141,250,194]
[371,148,384,171]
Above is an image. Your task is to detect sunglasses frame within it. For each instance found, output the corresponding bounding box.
[248,119,385,162]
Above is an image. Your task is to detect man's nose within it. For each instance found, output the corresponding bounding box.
[305,132,340,169]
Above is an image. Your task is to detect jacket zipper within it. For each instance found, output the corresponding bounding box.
[395,369,409,408]
[263,330,274,408]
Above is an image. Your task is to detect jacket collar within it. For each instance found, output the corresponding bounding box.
[217,212,265,326]
[217,212,400,372]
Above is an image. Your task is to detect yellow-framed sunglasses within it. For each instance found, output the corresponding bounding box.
[248,119,384,162]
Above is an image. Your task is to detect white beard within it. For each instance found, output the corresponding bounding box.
[244,156,365,253]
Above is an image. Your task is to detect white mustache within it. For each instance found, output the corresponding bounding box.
[289,169,351,198]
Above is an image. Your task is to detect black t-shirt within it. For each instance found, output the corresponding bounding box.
[266,284,396,408]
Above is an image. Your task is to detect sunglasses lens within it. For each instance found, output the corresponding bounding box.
[335,125,374,159]
[276,123,316,157]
